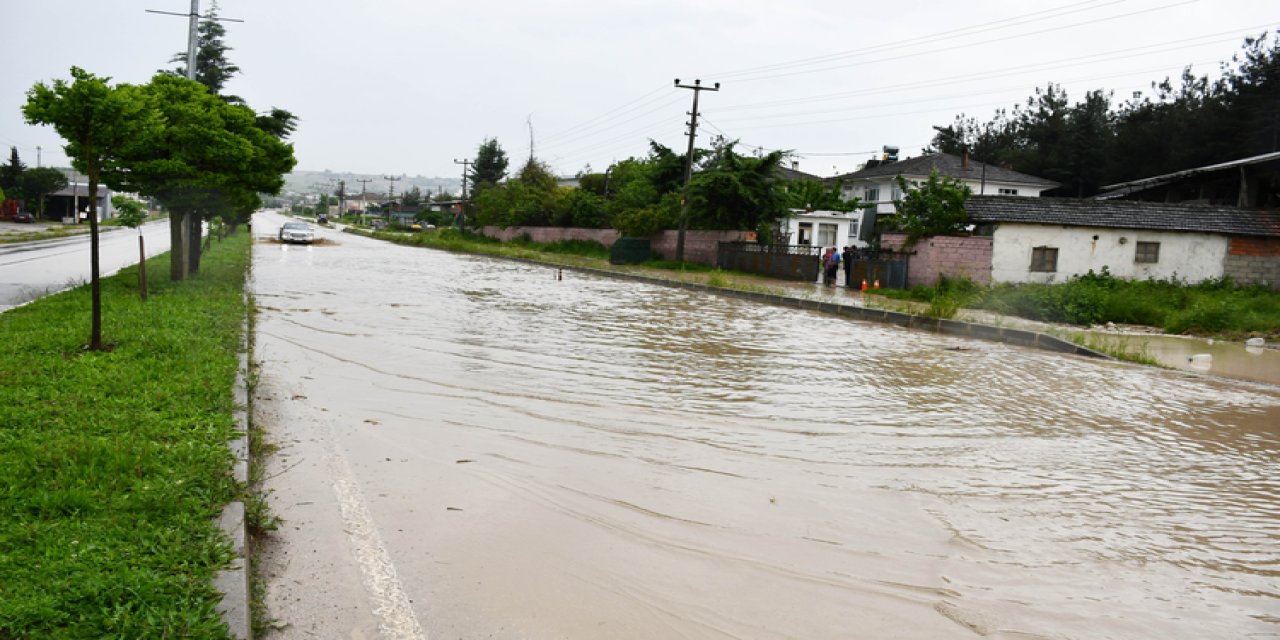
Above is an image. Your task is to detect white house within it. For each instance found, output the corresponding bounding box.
[778,208,873,249]
[830,152,1059,216]
[966,195,1280,287]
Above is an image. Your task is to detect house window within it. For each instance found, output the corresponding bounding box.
[865,186,880,202]
[1030,246,1058,272]
[818,223,838,247]
[1135,241,1160,263]
[998,188,1018,196]
[847,220,860,240]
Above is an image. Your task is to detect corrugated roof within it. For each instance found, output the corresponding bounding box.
[1100,151,1280,193]
[966,195,1280,237]
[832,153,1059,187]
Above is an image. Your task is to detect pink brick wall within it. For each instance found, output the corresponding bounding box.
[480,226,621,245]
[478,227,754,267]
[881,233,992,287]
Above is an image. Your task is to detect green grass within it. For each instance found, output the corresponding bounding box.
[878,271,1280,339]
[0,232,250,638]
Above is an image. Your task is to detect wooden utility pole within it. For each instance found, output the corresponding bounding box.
[453,158,473,230]
[356,177,372,224]
[383,175,401,224]
[674,78,719,264]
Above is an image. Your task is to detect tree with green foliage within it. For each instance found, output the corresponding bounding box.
[780,178,860,213]
[168,0,241,99]
[890,170,973,245]
[471,138,509,194]
[120,74,294,280]
[21,167,68,219]
[24,67,161,350]
[685,141,788,233]
[928,33,1280,196]
[112,195,150,300]
[0,147,26,201]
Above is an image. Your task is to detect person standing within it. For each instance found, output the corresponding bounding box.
[824,247,840,287]
[842,246,854,287]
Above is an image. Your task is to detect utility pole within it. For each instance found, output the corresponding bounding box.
[355,177,372,225]
[453,158,473,230]
[145,1,244,82]
[674,78,719,264]
[383,175,401,225]
[336,180,346,222]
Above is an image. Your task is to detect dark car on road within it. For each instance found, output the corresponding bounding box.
[14,212,35,223]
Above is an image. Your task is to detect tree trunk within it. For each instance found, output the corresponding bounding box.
[87,172,103,351]
[170,210,189,281]
[138,233,148,301]
[187,213,202,275]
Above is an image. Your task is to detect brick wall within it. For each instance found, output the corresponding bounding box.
[881,233,993,287]
[477,227,754,267]
[480,226,620,246]
[1225,236,1280,289]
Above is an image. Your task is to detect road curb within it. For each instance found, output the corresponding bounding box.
[215,306,253,639]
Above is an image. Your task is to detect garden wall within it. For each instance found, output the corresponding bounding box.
[1225,236,1280,290]
[477,226,754,267]
[881,232,993,287]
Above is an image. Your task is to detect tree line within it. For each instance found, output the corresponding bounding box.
[463,137,857,240]
[927,33,1280,197]
[19,2,295,350]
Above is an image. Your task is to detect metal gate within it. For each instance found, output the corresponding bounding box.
[717,242,823,281]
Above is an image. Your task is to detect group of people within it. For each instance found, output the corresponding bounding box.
[821,246,856,287]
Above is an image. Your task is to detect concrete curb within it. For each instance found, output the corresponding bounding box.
[215,305,253,639]
[487,252,1113,360]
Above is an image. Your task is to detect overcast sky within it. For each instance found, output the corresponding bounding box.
[2,0,1276,186]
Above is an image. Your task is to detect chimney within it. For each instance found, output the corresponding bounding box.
[962,151,969,170]
[792,161,799,171]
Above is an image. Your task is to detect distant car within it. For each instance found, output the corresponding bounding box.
[408,223,423,232]
[14,212,35,223]
[278,222,315,244]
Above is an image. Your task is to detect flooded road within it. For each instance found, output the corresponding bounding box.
[251,213,1280,639]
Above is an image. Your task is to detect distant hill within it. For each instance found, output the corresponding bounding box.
[284,170,461,199]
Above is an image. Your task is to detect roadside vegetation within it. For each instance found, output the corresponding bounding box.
[0,233,250,638]
[878,269,1280,340]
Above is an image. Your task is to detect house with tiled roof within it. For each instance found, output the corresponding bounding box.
[966,195,1280,288]
[830,153,1059,216]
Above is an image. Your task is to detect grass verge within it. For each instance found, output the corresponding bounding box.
[0,231,250,638]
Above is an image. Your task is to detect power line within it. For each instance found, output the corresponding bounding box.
[674,78,719,263]
[712,26,1265,115]
[706,0,1120,81]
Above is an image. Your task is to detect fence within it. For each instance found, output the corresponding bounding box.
[843,248,910,289]
[717,242,824,281]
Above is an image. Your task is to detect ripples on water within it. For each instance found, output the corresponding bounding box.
[260,236,1280,637]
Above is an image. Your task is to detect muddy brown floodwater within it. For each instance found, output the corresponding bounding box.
[250,212,1280,640]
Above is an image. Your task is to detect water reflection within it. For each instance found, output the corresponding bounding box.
[253,228,1280,639]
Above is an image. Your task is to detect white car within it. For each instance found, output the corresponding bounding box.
[278,222,315,244]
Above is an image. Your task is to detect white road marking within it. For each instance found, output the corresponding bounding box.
[325,428,427,639]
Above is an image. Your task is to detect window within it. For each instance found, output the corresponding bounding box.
[818,223,838,247]
[797,222,812,245]
[1030,246,1058,272]
[847,220,860,240]
[998,188,1019,196]
[1135,241,1160,263]
[864,186,880,202]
